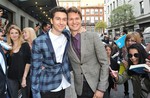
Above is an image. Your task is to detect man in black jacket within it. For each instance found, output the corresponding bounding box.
[0,30,12,98]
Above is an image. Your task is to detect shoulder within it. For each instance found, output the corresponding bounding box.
[21,42,30,49]
[34,34,48,42]
[83,32,100,40]
[62,29,71,38]
[37,31,44,37]
[84,31,99,37]
[22,42,29,47]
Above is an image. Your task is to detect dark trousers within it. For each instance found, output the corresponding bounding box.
[8,78,30,98]
[77,81,109,98]
[40,89,65,98]
[124,81,129,95]
[0,91,10,98]
[77,81,94,98]
[0,92,6,98]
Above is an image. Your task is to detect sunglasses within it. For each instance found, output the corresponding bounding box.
[128,53,139,58]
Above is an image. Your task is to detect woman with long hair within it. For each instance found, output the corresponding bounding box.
[22,27,37,49]
[7,25,31,98]
[111,43,150,98]
[105,45,120,96]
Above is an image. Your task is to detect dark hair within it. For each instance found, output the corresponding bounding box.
[67,6,82,20]
[41,22,49,30]
[50,6,67,19]
[123,29,128,34]
[135,29,143,38]
[105,44,112,51]
[0,6,3,10]
[127,43,148,65]
[127,43,149,75]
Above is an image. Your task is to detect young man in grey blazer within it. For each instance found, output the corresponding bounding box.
[67,7,109,98]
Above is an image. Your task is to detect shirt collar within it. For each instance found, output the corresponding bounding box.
[49,29,64,41]
[72,33,80,40]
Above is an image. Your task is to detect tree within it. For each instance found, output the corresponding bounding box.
[95,21,107,33]
[110,4,136,28]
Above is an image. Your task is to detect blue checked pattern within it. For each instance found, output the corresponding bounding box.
[30,31,71,98]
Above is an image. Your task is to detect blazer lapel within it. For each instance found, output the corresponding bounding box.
[80,32,86,63]
[45,34,56,63]
[68,39,80,62]
[62,31,71,61]
[0,46,6,74]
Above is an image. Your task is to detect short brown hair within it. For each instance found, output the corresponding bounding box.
[50,6,67,19]
[67,6,82,20]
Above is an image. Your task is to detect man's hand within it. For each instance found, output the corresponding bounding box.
[93,90,104,98]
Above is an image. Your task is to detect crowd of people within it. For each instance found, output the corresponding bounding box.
[0,6,150,98]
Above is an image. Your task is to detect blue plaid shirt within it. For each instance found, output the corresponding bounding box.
[31,31,71,98]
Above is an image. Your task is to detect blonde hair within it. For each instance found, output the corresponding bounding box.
[23,27,37,42]
[7,25,24,55]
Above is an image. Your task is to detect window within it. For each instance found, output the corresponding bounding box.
[86,17,90,24]
[140,1,144,14]
[116,0,118,7]
[68,3,72,8]
[82,16,85,23]
[149,0,150,7]
[108,6,109,14]
[20,16,25,30]
[28,20,33,28]
[82,9,85,15]
[86,9,90,15]
[110,4,112,11]
[74,2,78,7]
[91,9,94,14]
[91,17,94,23]
[95,9,98,14]
[100,9,103,14]
[113,1,115,9]
[100,16,103,20]
[95,17,98,21]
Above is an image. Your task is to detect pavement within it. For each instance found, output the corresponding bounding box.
[65,72,133,98]
[109,80,133,98]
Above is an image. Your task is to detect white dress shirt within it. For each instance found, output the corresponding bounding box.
[49,30,70,92]
[0,52,6,74]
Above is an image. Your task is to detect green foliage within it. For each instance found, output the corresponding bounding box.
[95,21,107,32]
[110,4,136,27]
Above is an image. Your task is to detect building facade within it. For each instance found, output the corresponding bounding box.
[104,0,150,37]
[58,0,104,32]
[0,0,40,30]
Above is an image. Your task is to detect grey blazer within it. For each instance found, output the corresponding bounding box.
[68,31,109,95]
